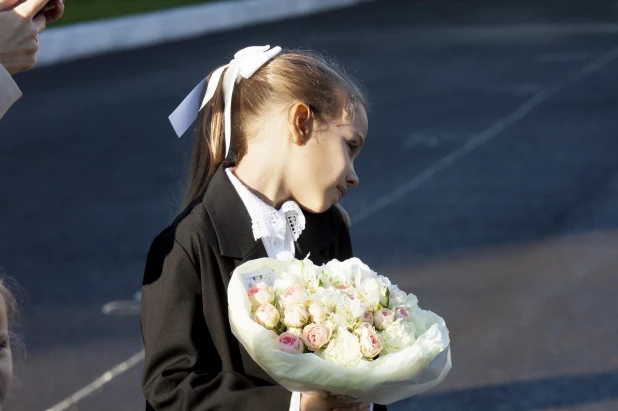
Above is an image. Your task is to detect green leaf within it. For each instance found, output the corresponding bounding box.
[385,287,390,308]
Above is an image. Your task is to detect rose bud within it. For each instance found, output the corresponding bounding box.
[354,321,375,336]
[302,323,331,351]
[359,330,383,358]
[395,307,411,322]
[373,308,395,330]
[281,284,306,307]
[308,303,328,324]
[278,332,305,354]
[360,309,374,324]
[247,282,275,309]
[284,304,309,328]
[254,303,280,330]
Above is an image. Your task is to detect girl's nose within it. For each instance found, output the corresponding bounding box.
[347,169,359,188]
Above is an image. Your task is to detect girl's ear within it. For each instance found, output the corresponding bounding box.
[288,102,313,146]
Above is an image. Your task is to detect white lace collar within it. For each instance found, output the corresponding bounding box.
[225,168,306,241]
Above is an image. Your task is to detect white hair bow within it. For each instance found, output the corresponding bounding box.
[168,45,282,157]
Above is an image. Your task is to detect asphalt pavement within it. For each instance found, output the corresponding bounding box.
[1,0,618,410]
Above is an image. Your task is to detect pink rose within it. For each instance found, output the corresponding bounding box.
[254,303,280,330]
[308,303,328,324]
[247,282,275,309]
[278,332,305,354]
[394,307,411,322]
[359,330,382,358]
[360,310,374,324]
[302,323,331,351]
[284,304,309,328]
[282,284,305,306]
[373,308,395,330]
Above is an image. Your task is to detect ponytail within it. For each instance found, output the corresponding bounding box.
[182,70,228,211]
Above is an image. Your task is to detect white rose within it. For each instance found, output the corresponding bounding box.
[254,303,280,330]
[379,320,417,354]
[373,308,395,330]
[278,332,305,354]
[284,304,309,328]
[247,282,275,309]
[308,303,329,324]
[323,326,363,367]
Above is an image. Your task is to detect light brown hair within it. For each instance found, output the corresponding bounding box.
[182,49,368,213]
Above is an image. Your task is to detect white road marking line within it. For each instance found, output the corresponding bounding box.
[45,350,145,411]
[351,45,618,226]
[101,290,142,315]
[44,44,618,411]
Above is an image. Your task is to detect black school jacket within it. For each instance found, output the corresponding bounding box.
[141,166,387,411]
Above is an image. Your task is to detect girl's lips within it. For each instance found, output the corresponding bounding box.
[337,186,347,200]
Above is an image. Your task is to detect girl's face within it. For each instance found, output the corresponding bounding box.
[0,295,12,409]
[288,106,368,213]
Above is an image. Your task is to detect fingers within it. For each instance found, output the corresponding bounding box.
[43,0,64,23]
[32,12,46,33]
[0,0,27,12]
[14,0,49,18]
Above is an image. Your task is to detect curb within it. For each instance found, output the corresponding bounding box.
[36,0,371,67]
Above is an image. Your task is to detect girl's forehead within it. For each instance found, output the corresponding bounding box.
[337,107,368,136]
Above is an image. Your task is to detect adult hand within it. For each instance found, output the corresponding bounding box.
[0,0,51,74]
[300,392,371,411]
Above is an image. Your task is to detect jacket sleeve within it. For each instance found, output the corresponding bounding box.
[0,64,22,120]
[140,231,292,410]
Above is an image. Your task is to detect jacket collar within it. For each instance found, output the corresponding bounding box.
[202,166,335,265]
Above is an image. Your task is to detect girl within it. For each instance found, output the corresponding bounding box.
[141,45,381,411]
[0,280,17,411]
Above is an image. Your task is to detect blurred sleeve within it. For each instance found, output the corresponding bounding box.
[141,232,292,410]
[0,64,22,120]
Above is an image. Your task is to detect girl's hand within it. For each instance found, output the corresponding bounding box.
[300,392,371,411]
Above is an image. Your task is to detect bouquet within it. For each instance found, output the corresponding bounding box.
[227,256,451,405]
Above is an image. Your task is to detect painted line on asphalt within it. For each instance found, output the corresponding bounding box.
[351,45,618,225]
[45,350,145,411]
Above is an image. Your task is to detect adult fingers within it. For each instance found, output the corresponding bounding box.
[32,12,46,34]
[43,0,64,23]
[0,0,26,12]
[14,0,49,19]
